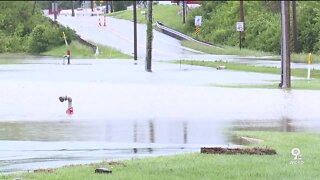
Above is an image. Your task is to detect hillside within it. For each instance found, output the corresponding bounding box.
[0,1,76,54]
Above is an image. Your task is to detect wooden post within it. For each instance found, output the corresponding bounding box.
[145,1,153,72]
[280,1,291,88]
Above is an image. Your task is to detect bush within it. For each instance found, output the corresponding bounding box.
[0,1,77,54]
[28,25,49,53]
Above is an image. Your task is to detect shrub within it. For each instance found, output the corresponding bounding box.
[28,25,49,53]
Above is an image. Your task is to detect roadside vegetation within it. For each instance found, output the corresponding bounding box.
[182,40,320,63]
[42,40,131,59]
[181,40,274,57]
[0,1,77,54]
[109,2,320,60]
[3,131,319,180]
[107,3,183,31]
[176,60,320,90]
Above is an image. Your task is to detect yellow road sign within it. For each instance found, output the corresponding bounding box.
[195,25,200,35]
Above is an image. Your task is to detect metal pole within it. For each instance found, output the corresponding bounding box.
[292,0,299,53]
[280,1,291,88]
[133,0,138,63]
[239,32,242,50]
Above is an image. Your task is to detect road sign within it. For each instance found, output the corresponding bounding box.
[195,25,200,35]
[195,16,202,26]
[236,22,244,32]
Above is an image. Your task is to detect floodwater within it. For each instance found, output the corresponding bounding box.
[1,58,320,173]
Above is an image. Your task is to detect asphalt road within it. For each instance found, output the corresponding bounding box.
[51,14,320,71]
[51,15,241,61]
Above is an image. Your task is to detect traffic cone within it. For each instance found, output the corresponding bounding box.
[104,16,107,27]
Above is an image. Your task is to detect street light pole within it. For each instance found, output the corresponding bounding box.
[280,0,291,88]
[133,0,138,64]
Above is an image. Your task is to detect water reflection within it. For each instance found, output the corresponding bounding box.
[2,116,320,173]
[0,119,228,173]
[230,117,320,132]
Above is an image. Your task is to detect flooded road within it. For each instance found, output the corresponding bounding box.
[1,58,320,173]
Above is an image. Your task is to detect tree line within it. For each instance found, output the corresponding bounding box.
[184,1,320,54]
[0,1,76,54]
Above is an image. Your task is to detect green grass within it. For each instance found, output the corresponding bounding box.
[176,60,320,89]
[3,131,319,180]
[0,53,36,58]
[177,60,320,78]
[182,40,275,57]
[108,4,184,32]
[182,40,320,63]
[42,40,131,59]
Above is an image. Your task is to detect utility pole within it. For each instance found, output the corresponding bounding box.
[105,0,109,14]
[91,0,94,13]
[182,0,186,24]
[111,0,114,13]
[71,0,75,17]
[280,1,291,88]
[292,0,299,53]
[54,1,58,21]
[239,0,245,50]
[145,1,153,72]
[133,0,138,64]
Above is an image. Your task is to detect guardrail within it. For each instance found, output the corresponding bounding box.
[155,21,221,49]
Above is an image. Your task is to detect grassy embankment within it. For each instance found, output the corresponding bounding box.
[3,131,319,180]
[108,5,320,63]
[42,40,131,59]
[176,60,320,90]
[181,40,320,63]
[0,40,131,62]
[107,4,183,32]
